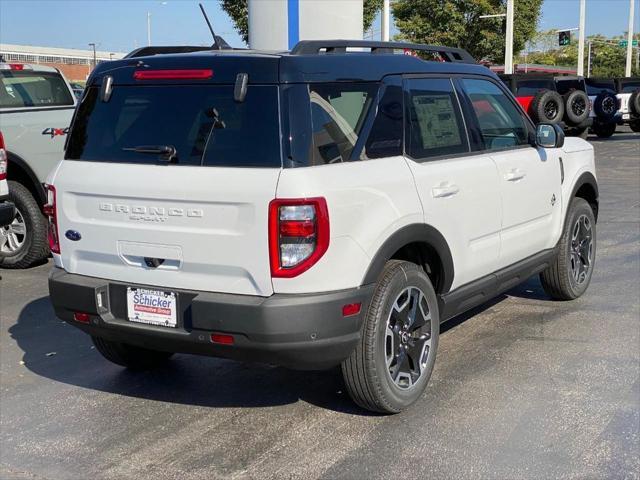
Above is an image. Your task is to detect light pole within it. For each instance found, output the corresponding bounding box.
[625,0,635,77]
[577,0,586,76]
[147,12,152,46]
[478,13,510,72]
[382,0,390,41]
[88,42,96,71]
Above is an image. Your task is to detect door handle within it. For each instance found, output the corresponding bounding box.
[431,183,460,198]
[504,169,526,182]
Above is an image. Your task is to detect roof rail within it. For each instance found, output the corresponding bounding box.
[124,37,232,59]
[290,40,476,64]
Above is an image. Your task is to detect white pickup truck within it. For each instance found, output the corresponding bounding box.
[0,62,77,267]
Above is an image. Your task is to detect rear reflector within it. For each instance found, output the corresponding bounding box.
[342,303,361,317]
[73,312,90,324]
[133,69,213,80]
[211,333,234,345]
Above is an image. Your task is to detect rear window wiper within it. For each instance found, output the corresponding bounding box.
[122,145,177,162]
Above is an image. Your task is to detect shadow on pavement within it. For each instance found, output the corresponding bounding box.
[10,278,549,415]
[589,133,640,142]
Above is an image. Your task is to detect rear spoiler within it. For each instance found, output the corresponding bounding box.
[125,37,232,59]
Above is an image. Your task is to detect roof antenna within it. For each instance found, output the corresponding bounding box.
[199,3,230,50]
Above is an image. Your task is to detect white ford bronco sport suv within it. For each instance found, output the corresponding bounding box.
[47,41,598,413]
[0,62,77,267]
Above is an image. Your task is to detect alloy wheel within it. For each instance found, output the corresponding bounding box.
[570,214,593,285]
[0,208,26,253]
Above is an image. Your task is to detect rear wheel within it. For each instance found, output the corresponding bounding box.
[630,120,640,133]
[342,260,439,414]
[540,198,596,300]
[0,181,49,269]
[593,122,616,138]
[92,336,174,369]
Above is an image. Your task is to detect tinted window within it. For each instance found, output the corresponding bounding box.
[405,78,468,160]
[0,71,74,108]
[309,83,377,164]
[555,79,585,95]
[515,79,555,96]
[620,80,640,93]
[66,85,281,167]
[586,79,616,95]
[365,83,403,159]
[462,78,529,151]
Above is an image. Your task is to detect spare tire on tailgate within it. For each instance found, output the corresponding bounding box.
[563,90,590,125]
[593,91,618,120]
[629,91,640,117]
[530,89,564,124]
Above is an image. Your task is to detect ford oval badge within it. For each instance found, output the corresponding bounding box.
[65,230,82,241]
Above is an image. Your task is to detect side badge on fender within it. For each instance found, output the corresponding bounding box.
[65,230,82,241]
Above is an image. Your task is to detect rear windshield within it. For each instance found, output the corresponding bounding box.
[619,80,640,93]
[0,71,74,108]
[586,79,616,95]
[66,84,282,167]
[555,79,585,95]
[515,79,555,96]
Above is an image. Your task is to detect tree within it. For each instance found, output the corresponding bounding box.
[520,31,640,77]
[221,0,383,45]
[392,0,543,64]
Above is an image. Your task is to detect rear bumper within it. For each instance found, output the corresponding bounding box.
[48,267,374,370]
[0,198,15,227]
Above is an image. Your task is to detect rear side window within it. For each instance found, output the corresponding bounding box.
[0,71,74,108]
[462,78,529,151]
[620,80,640,93]
[404,77,468,160]
[364,81,403,159]
[66,84,281,167]
[515,79,555,96]
[309,83,377,164]
[555,79,585,95]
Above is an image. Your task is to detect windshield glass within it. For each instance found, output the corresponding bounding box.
[0,71,74,108]
[66,84,282,167]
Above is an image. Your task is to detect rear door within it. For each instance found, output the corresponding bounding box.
[0,68,76,182]
[54,80,282,296]
[459,77,562,269]
[402,76,502,289]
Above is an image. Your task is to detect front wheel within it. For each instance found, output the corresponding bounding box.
[342,260,439,414]
[630,120,640,133]
[593,122,616,138]
[540,197,596,300]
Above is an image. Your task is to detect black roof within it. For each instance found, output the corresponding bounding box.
[89,40,494,86]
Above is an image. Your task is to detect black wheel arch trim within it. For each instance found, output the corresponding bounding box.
[570,171,599,221]
[6,151,46,206]
[362,223,455,294]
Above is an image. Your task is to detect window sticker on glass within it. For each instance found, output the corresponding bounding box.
[411,94,462,149]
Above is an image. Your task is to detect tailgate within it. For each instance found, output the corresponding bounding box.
[54,161,279,296]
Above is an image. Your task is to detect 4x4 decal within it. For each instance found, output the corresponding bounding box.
[42,127,69,138]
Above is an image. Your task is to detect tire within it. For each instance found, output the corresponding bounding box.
[540,198,596,300]
[630,119,640,133]
[593,122,616,138]
[593,92,618,121]
[0,181,49,269]
[530,89,564,124]
[92,336,174,370]
[563,90,590,125]
[629,91,640,116]
[572,127,589,139]
[341,260,439,414]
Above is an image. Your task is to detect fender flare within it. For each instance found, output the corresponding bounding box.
[569,171,599,221]
[6,151,46,206]
[362,223,455,294]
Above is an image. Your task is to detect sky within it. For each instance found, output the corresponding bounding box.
[0,0,638,53]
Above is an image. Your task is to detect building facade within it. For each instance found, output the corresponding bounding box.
[0,43,126,82]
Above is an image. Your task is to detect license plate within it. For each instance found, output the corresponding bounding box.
[126,288,177,328]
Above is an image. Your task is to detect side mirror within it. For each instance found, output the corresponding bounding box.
[536,123,565,149]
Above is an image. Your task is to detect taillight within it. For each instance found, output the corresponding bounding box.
[0,131,7,181]
[43,184,60,254]
[133,69,213,80]
[269,198,329,278]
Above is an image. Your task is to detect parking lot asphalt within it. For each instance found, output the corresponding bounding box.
[1,128,639,480]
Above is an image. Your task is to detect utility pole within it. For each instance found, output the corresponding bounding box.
[577,0,586,76]
[625,0,635,77]
[587,40,592,78]
[382,0,390,41]
[147,12,152,46]
[88,42,96,71]
[504,0,514,74]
